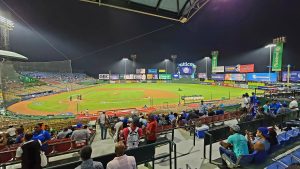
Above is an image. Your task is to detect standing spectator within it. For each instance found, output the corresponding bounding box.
[123,118,142,149]
[250,92,257,105]
[241,94,248,112]
[218,125,249,169]
[106,141,136,169]
[16,133,42,169]
[57,128,71,139]
[71,123,90,145]
[145,114,158,144]
[98,112,108,140]
[15,128,25,144]
[289,97,299,111]
[270,100,281,115]
[32,124,51,152]
[263,101,270,114]
[75,146,104,169]
[113,122,124,143]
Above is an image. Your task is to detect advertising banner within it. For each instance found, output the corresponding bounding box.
[124,74,135,80]
[225,74,246,81]
[136,69,146,74]
[212,66,225,73]
[179,66,193,75]
[246,73,277,82]
[211,51,218,71]
[147,74,158,80]
[225,65,240,73]
[240,64,254,73]
[198,73,207,79]
[110,74,119,80]
[282,71,300,82]
[159,69,166,73]
[99,74,110,80]
[159,74,172,80]
[173,74,180,79]
[211,74,225,81]
[272,42,283,71]
[148,69,158,74]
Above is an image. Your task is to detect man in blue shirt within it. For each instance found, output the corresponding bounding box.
[32,124,51,151]
[270,100,281,115]
[218,124,249,169]
[250,92,257,105]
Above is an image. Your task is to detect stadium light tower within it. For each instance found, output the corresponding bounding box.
[122,58,129,77]
[0,16,14,50]
[164,59,170,74]
[265,44,276,82]
[171,55,177,74]
[130,54,137,71]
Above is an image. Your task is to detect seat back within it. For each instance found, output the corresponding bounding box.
[0,150,14,163]
[55,141,72,153]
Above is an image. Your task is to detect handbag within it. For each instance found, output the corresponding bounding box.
[40,151,48,167]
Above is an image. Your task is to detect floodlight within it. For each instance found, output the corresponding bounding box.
[122,58,129,61]
[264,44,276,48]
[0,16,14,30]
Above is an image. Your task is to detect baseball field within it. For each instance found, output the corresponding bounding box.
[8,83,256,115]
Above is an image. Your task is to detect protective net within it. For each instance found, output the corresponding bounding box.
[0,60,74,110]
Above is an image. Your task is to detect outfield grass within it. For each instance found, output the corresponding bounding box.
[27,83,256,112]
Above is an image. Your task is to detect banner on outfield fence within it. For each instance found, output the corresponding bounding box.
[110,74,119,80]
[198,73,207,79]
[173,74,180,79]
[136,69,146,74]
[246,73,277,82]
[240,64,255,73]
[147,74,158,80]
[212,66,224,73]
[159,74,172,80]
[211,74,225,81]
[272,42,284,71]
[99,74,110,80]
[159,69,166,73]
[282,71,300,82]
[225,74,246,81]
[148,69,158,74]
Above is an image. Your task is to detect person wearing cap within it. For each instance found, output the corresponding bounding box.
[246,127,270,152]
[218,124,249,169]
[71,123,90,145]
[289,97,299,111]
[123,117,142,149]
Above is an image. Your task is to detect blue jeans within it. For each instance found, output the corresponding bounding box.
[100,123,107,140]
[219,146,237,165]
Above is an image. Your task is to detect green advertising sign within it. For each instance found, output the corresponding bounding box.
[159,74,172,80]
[272,42,283,71]
[211,51,218,72]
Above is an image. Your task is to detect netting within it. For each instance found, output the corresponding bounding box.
[0,60,73,109]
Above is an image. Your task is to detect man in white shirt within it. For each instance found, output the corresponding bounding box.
[289,97,299,111]
[6,125,16,137]
[106,142,136,169]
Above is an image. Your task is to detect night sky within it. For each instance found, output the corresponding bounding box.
[0,0,299,77]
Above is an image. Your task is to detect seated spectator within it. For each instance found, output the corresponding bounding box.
[277,103,291,115]
[218,124,249,169]
[6,125,16,138]
[263,101,270,114]
[16,133,42,169]
[106,141,136,169]
[268,127,278,146]
[215,105,225,115]
[123,118,142,150]
[199,100,208,115]
[0,132,8,148]
[32,124,51,152]
[158,114,167,126]
[15,127,25,144]
[207,108,215,116]
[270,99,281,115]
[57,128,71,139]
[75,146,104,169]
[84,125,92,135]
[168,112,176,124]
[65,126,74,138]
[71,123,90,144]
[255,107,266,119]
[239,111,253,123]
[246,127,270,152]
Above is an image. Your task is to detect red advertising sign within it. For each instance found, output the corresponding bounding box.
[240,64,254,73]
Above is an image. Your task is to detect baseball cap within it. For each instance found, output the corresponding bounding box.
[257,127,269,138]
[76,123,83,128]
[229,124,240,132]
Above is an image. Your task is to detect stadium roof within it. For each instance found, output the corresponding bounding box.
[0,50,28,61]
[81,0,210,23]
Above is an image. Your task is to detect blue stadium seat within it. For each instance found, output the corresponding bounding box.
[265,162,287,169]
[292,149,300,159]
[277,132,291,145]
[222,151,267,168]
[287,129,298,138]
[279,155,299,166]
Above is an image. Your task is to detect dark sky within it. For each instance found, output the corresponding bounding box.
[0,0,299,77]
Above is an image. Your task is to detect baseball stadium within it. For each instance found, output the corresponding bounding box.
[0,1,300,169]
